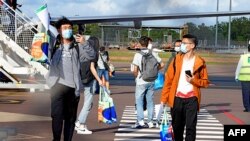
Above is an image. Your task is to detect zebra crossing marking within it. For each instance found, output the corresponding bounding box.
[114,105,224,141]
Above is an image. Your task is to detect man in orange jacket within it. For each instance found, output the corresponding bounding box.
[161,34,210,141]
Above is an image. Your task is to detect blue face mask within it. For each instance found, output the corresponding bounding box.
[62,29,73,39]
[180,43,188,53]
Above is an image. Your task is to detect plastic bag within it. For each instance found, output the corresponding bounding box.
[154,72,164,90]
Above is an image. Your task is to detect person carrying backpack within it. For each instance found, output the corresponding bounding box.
[132,36,164,129]
[46,17,95,141]
[75,36,103,134]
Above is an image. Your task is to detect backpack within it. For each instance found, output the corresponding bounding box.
[80,61,95,84]
[139,50,159,82]
[76,42,95,85]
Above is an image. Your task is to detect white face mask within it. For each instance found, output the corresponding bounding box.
[180,44,188,53]
[174,46,180,52]
[62,29,73,39]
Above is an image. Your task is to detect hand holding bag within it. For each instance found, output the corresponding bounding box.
[160,107,174,141]
[98,86,117,124]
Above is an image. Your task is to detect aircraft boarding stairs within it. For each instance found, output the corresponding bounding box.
[0,1,48,92]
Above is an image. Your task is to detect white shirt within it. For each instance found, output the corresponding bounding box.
[176,56,195,94]
[132,49,162,85]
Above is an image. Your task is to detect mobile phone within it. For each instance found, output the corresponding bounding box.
[185,70,192,77]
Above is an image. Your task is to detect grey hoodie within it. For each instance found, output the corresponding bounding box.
[46,35,95,97]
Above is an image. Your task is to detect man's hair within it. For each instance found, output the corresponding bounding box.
[183,34,198,48]
[248,44,250,52]
[55,16,73,29]
[175,39,182,43]
[139,36,149,47]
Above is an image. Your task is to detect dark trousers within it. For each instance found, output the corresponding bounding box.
[241,81,250,111]
[171,97,198,141]
[50,83,79,141]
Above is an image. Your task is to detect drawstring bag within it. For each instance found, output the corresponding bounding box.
[154,72,164,90]
[98,86,117,124]
[160,107,174,141]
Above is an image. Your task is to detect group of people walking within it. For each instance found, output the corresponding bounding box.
[46,16,250,141]
[131,35,209,141]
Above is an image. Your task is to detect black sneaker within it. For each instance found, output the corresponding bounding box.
[243,109,249,112]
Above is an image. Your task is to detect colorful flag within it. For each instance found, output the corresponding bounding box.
[36,4,49,32]
[30,33,49,63]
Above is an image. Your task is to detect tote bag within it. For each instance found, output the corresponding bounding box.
[160,107,174,141]
[98,86,117,124]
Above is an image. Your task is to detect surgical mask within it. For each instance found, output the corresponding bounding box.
[174,46,180,52]
[62,29,73,39]
[180,44,188,53]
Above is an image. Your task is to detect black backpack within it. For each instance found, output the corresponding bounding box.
[80,61,95,84]
[75,42,95,85]
[139,50,159,82]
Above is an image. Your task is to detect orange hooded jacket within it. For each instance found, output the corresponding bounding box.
[160,53,210,110]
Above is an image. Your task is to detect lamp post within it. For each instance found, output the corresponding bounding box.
[147,28,152,37]
[228,0,232,49]
[215,0,219,50]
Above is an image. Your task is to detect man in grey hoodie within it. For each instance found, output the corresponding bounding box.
[46,17,95,141]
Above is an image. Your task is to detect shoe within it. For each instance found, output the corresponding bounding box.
[131,120,148,129]
[243,109,249,112]
[75,121,80,130]
[148,122,154,128]
[77,125,92,134]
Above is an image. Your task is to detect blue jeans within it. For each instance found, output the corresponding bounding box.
[78,81,94,124]
[241,81,250,111]
[98,69,109,81]
[135,83,155,123]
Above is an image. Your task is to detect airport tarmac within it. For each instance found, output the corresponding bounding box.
[0,63,249,141]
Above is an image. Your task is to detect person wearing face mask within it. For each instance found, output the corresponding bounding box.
[97,46,111,93]
[163,40,182,73]
[161,34,210,141]
[46,17,95,141]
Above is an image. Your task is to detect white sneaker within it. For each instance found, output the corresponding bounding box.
[75,121,80,130]
[131,120,148,129]
[77,125,92,134]
[134,110,137,114]
[148,122,154,128]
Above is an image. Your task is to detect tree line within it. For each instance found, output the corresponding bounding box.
[75,17,250,46]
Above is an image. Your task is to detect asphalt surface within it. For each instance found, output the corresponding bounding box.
[0,63,249,141]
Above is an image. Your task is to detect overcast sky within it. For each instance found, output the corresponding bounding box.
[19,0,250,26]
